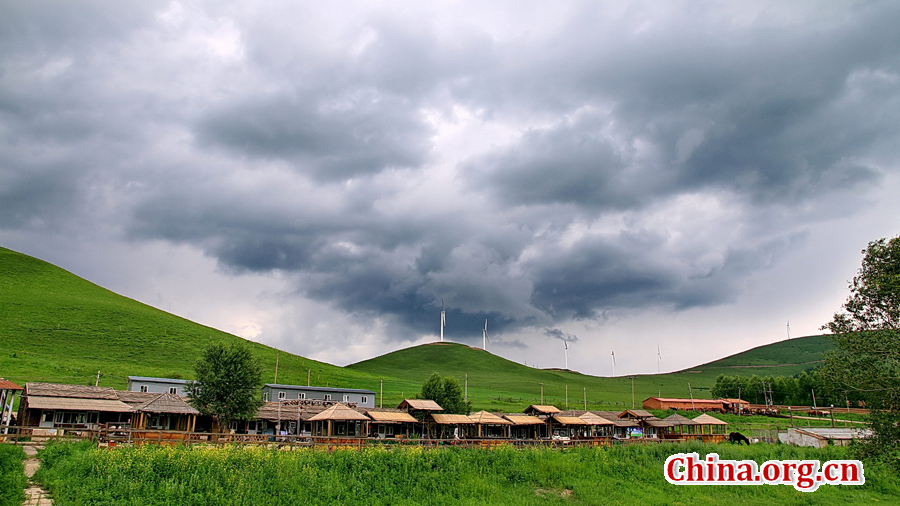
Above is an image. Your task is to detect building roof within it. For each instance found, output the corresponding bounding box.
[644,419,675,427]
[592,412,639,427]
[264,384,376,394]
[127,376,189,385]
[364,410,418,423]
[397,399,444,411]
[552,415,587,425]
[116,391,165,406]
[501,414,546,425]
[0,379,23,390]
[468,411,512,425]
[26,396,134,413]
[25,382,119,400]
[719,398,749,405]
[579,412,614,426]
[133,393,200,415]
[256,401,305,421]
[790,428,872,440]
[692,414,728,425]
[431,414,474,424]
[663,413,699,426]
[308,403,370,422]
[525,405,561,414]
[618,409,655,419]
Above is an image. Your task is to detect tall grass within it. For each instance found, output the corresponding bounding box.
[0,444,26,506]
[35,442,899,505]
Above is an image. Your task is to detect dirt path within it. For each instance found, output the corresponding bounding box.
[22,445,52,506]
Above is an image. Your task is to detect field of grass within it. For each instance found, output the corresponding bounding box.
[33,441,898,505]
[0,444,26,506]
[1,245,832,412]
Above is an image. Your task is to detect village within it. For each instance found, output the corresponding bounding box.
[2,376,862,449]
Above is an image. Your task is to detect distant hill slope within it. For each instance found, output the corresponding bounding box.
[348,335,832,411]
[1,246,833,412]
[0,246,380,392]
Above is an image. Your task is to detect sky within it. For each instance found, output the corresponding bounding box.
[2,1,900,378]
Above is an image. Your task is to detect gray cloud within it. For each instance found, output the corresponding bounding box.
[1,0,900,356]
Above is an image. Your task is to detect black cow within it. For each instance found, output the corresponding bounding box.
[728,432,750,445]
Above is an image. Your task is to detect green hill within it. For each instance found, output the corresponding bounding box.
[348,333,832,411]
[0,246,381,393]
[1,245,832,412]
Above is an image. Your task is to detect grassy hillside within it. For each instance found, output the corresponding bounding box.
[348,332,831,411]
[0,247,382,392]
[1,245,832,412]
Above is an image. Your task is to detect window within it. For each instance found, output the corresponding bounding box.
[169,387,177,395]
[278,391,286,400]
[361,396,368,404]
[342,394,350,403]
[298,393,306,400]
[324,394,332,401]
[140,385,149,393]
[262,393,269,402]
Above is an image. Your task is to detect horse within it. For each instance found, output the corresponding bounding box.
[728,432,750,445]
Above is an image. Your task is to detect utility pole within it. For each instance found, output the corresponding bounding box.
[630,377,636,409]
[565,385,568,409]
[465,374,468,402]
[274,351,279,385]
[583,387,587,411]
[95,370,102,387]
[539,383,544,405]
[380,379,383,409]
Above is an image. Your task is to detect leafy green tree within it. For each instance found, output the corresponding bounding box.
[821,235,900,468]
[419,372,471,415]
[186,342,264,432]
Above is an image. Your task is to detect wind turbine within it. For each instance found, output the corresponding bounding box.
[440,299,446,342]
[787,320,791,340]
[611,351,616,377]
[564,341,569,370]
[482,319,489,351]
[657,343,661,374]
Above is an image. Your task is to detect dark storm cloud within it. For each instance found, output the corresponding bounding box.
[195,92,434,181]
[2,1,900,349]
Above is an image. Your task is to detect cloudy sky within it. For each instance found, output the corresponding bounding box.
[3,1,900,377]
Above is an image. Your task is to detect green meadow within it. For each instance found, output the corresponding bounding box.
[2,245,832,411]
[33,441,898,506]
[0,444,26,506]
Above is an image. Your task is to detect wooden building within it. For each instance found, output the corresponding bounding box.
[429,413,474,439]
[363,409,418,438]
[691,413,728,442]
[18,383,133,429]
[549,414,586,440]
[309,403,370,437]
[0,379,23,432]
[467,411,512,438]
[661,413,699,440]
[502,414,546,439]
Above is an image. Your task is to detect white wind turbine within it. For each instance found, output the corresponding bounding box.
[440,299,446,342]
[483,319,490,351]
[564,341,569,370]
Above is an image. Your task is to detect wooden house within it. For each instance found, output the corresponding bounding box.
[578,411,614,439]
[594,411,640,439]
[523,405,561,420]
[501,414,546,440]
[467,411,512,438]
[661,413,698,440]
[642,397,748,413]
[429,413,474,439]
[0,379,23,432]
[397,399,443,427]
[255,400,307,435]
[691,413,728,442]
[18,383,133,429]
[308,403,369,437]
[549,414,586,440]
[363,409,418,438]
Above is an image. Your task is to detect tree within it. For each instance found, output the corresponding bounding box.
[419,372,471,415]
[822,235,900,334]
[821,235,900,468]
[186,342,264,432]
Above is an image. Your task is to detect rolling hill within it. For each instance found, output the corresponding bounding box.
[1,246,833,411]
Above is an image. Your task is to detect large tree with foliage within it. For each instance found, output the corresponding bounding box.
[821,235,900,467]
[419,372,471,414]
[186,342,264,431]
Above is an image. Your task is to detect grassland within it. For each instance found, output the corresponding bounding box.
[0,444,26,506]
[33,441,898,505]
[1,245,832,411]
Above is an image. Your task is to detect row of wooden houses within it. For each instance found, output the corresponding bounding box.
[12,381,730,443]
